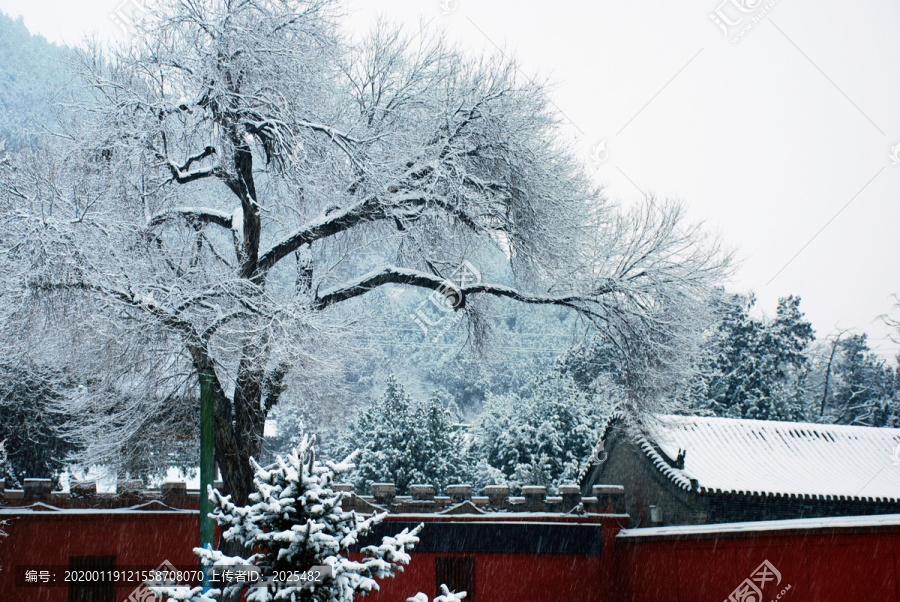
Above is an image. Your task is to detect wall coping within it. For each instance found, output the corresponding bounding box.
[617,512,900,539]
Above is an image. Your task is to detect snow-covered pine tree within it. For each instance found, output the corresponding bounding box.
[818,333,897,426]
[472,371,618,494]
[343,376,422,495]
[418,394,466,494]
[0,440,18,489]
[697,294,813,421]
[154,436,422,602]
[0,362,78,487]
[340,377,469,495]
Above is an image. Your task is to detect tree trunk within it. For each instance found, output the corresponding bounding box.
[210,361,267,602]
[820,336,841,417]
[213,370,266,506]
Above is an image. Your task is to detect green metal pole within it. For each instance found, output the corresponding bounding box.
[199,368,216,588]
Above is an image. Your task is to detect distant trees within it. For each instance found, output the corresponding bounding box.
[341,301,899,501]
[0,362,77,487]
[340,377,468,495]
[686,294,814,421]
[339,371,619,496]
[675,292,899,427]
[816,333,897,427]
[0,11,71,150]
[467,370,618,494]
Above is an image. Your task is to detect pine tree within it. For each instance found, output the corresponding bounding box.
[698,294,814,421]
[471,371,618,494]
[820,334,896,426]
[418,394,466,494]
[155,437,422,602]
[0,440,17,489]
[344,377,421,495]
[340,377,469,495]
[0,362,78,487]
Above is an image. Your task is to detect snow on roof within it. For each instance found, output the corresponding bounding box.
[640,415,900,502]
[618,512,900,538]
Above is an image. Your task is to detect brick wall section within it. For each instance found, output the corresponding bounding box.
[0,479,626,516]
[339,482,626,515]
[1,490,200,510]
[3,482,900,601]
[581,429,709,527]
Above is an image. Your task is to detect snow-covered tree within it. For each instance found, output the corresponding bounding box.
[407,585,466,602]
[0,440,18,489]
[691,294,814,421]
[0,0,727,512]
[418,394,466,491]
[340,377,468,495]
[557,335,628,392]
[0,439,10,570]
[263,385,350,467]
[0,362,77,487]
[814,333,897,426]
[471,370,618,494]
[0,11,71,151]
[155,436,422,602]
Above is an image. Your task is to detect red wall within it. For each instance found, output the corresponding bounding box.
[615,526,900,602]
[360,552,607,602]
[358,514,620,602]
[0,510,200,601]
[4,508,900,602]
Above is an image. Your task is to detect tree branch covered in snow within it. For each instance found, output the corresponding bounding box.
[407,585,467,602]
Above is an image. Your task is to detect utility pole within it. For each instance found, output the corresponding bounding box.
[199,368,216,588]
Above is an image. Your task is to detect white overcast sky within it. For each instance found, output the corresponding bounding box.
[2,0,899,359]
